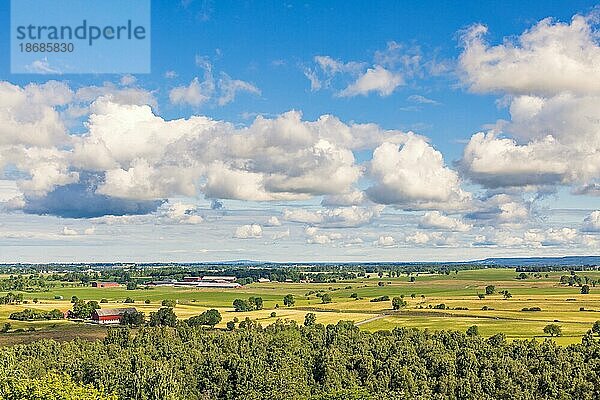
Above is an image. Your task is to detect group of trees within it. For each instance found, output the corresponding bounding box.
[232,294,302,311]
[0,373,114,399]
[120,310,145,327]
[3,320,600,399]
[477,287,511,300]
[232,296,263,312]
[9,308,63,321]
[463,324,562,339]
[112,307,222,329]
[186,309,222,328]
[369,295,389,303]
[0,275,52,292]
[521,307,542,312]
[70,300,100,319]
[0,292,24,305]
[148,307,177,327]
[559,273,598,289]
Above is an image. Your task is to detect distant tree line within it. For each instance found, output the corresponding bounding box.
[517,265,599,272]
[0,275,54,292]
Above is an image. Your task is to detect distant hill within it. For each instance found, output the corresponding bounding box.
[3,256,600,268]
[471,256,600,267]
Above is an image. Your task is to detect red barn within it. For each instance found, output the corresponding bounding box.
[92,308,136,324]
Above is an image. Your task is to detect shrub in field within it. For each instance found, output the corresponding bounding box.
[466,325,479,337]
[593,321,600,336]
[304,313,316,326]
[161,299,176,308]
[581,285,590,294]
[544,324,562,337]
[321,294,332,304]
[283,294,295,307]
[0,323,11,333]
[391,297,407,310]
[370,296,390,303]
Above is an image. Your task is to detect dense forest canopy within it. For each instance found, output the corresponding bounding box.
[1,321,600,399]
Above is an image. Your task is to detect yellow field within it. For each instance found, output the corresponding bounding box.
[1,268,599,346]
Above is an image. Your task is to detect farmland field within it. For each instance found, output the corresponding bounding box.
[1,268,599,346]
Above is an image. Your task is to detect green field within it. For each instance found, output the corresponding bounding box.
[1,268,599,346]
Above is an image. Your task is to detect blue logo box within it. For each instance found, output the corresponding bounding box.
[11,0,151,74]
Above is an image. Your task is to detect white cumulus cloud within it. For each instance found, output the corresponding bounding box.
[419,211,471,232]
[375,235,396,247]
[367,136,471,210]
[583,211,600,232]
[234,224,263,239]
[338,66,403,97]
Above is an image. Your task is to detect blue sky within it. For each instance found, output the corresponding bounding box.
[1,0,600,262]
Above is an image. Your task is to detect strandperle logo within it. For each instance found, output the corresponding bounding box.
[15,20,147,46]
[11,0,151,74]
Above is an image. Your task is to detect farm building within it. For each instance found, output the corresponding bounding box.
[203,276,237,282]
[148,276,240,288]
[175,280,241,288]
[145,280,176,286]
[92,308,136,324]
[257,278,270,283]
[184,276,237,282]
[195,281,241,288]
[91,282,120,288]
